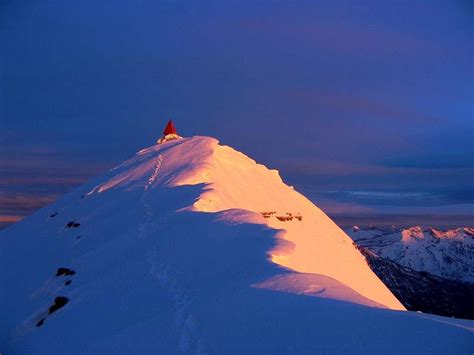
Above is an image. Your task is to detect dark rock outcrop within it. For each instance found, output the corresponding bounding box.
[66,221,80,228]
[48,296,69,314]
[55,268,76,277]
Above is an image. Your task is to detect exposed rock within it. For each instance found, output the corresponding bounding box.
[55,268,76,277]
[48,297,69,315]
[66,221,80,228]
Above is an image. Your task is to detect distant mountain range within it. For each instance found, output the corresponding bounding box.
[346,226,474,283]
[346,225,474,319]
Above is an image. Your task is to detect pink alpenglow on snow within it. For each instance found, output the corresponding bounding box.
[157,119,181,144]
[1,135,473,354]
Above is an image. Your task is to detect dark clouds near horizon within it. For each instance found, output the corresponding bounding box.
[1,0,473,228]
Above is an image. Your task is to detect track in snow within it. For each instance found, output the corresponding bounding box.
[140,153,211,353]
[138,153,164,240]
[145,154,163,190]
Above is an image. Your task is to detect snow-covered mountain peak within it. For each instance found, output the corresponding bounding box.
[428,227,474,240]
[86,136,404,310]
[3,136,474,353]
[399,226,474,244]
[346,225,474,283]
[90,136,217,194]
[401,226,424,242]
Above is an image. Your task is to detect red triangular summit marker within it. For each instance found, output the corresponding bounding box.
[163,120,177,135]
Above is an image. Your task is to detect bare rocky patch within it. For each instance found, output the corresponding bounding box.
[66,221,80,228]
[48,296,69,314]
[35,296,70,327]
[56,268,76,277]
[261,211,303,222]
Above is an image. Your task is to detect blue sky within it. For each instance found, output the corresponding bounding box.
[1,0,473,228]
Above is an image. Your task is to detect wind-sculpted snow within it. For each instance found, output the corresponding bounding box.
[85,137,403,310]
[251,273,387,308]
[1,136,473,354]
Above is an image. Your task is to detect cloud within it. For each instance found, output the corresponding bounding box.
[0,176,88,186]
[227,17,436,59]
[306,92,440,126]
[302,187,474,209]
[308,197,374,215]
[0,215,23,223]
[0,145,110,229]
[0,193,58,213]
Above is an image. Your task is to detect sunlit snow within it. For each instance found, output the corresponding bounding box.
[1,136,472,354]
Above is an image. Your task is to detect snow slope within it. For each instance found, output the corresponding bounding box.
[1,136,473,354]
[90,137,403,310]
[347,225,474,283]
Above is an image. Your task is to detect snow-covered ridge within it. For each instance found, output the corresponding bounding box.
[3,136,473,353]
[400,226,474,243]
[88,136,403,310]
[347,225,474,283]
